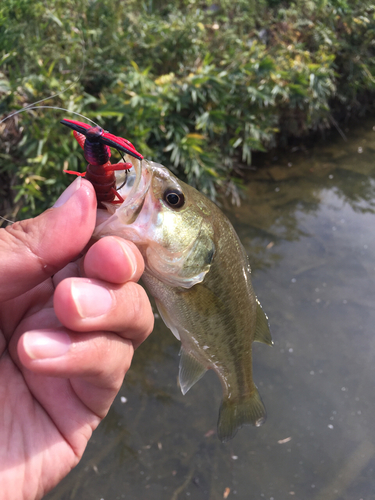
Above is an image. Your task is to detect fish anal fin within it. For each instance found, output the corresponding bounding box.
[254,299,273,346]
[179,347,207,395]
[217,386,266,442]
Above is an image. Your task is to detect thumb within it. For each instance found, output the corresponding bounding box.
[0,178,97,302]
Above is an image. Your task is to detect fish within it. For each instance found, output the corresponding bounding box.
[94,156,273,442]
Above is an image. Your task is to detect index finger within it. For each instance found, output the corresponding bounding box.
[83,237,145,284]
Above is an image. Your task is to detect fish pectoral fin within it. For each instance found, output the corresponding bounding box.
[217,387,266,442]
[179,347,207,395]
[155,299,181,340]
[254,299,273,346]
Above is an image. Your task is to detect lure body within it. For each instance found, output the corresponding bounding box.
[61,118,143,207]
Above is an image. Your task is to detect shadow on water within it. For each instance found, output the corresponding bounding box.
[45,119,375,500]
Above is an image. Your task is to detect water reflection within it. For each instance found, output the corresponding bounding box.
[45,119,375,500]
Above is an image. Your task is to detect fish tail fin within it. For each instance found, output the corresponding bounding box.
[217,387,266,442]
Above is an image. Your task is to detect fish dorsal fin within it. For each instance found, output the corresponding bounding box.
[179,347,207,395]
[254,299,273,346]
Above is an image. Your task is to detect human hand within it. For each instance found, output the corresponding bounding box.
[0,178,154,500]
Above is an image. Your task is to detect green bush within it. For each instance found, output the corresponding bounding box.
[0,0,374,217]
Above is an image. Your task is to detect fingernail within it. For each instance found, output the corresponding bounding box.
[118,240,137,278]
[72,281,113,318]
[53,177,82,208]
[24,330,71,359]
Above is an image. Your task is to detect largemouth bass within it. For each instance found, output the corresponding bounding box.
[95,157,272,442]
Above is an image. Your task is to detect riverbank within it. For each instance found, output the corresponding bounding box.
[1,0,374,218]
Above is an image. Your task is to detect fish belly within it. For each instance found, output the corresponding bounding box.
[142,249,266,441]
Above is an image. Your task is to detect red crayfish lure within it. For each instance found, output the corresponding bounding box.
[61,118,143,208]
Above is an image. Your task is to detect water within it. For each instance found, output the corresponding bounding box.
[45,120,375,500]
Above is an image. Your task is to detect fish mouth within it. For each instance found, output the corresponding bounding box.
[94,154,151,237]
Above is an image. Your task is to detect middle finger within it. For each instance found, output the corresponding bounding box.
[54,278,154,347]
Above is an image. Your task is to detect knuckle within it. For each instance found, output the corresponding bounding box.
[125,282,147,323]
[5,218,58,277]
[72,335,130,392]
[122,282,154,337]
[122,353,132,375]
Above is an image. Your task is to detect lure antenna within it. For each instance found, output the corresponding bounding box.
[60,119,143,160]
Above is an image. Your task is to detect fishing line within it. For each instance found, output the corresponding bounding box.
[0,215,14,225]
[115,150,129,191]
[329,114,347,142]
[0,28,97,126]
[0,28,100,223]
[1,106,99,127]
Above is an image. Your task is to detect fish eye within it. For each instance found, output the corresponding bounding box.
[163,188,185,208]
